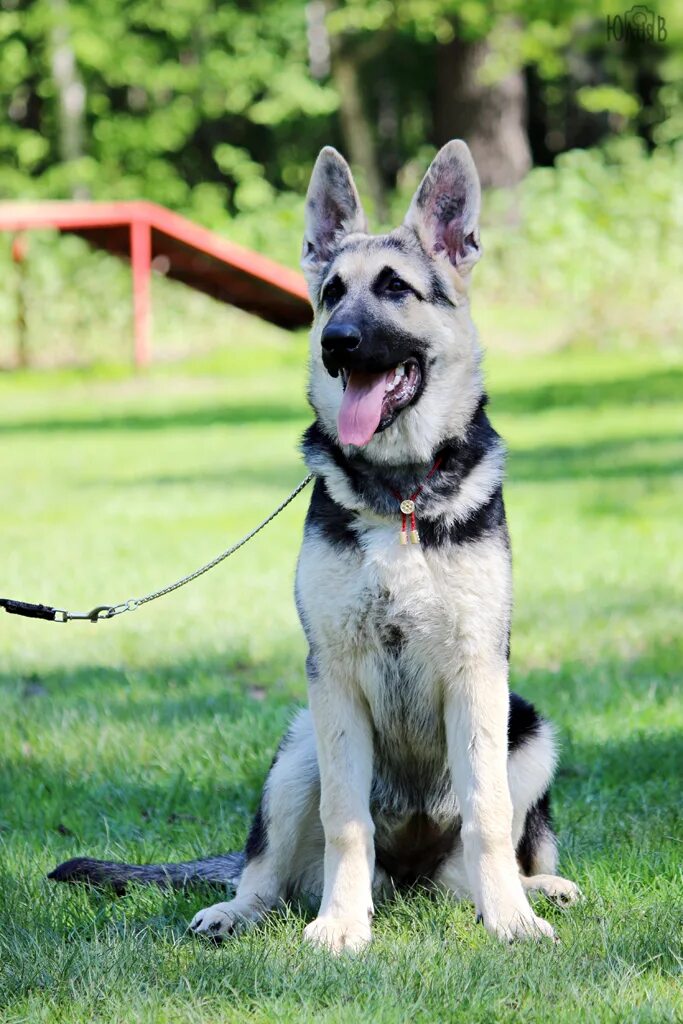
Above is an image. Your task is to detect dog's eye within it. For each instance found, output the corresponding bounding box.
[386,274,410,294]
[321,275,346,308]
[374,267,419,299]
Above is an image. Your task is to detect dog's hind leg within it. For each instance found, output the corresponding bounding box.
[511,728,581,907]
[190,710,324,939]
[520,871,581,906]
[516,791,581,907]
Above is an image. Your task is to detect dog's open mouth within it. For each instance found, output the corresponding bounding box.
[337,359,422,447]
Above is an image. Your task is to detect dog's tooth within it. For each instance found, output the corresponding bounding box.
[394,364,405,378]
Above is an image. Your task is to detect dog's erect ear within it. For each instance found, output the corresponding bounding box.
[302,147,367,279]
[404,140,482,272]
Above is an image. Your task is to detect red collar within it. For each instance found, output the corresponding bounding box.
[390,456,442,545]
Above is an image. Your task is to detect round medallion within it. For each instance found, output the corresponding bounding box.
[400,499,415,515]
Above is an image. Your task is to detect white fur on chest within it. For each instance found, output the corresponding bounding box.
[300,520,456,648]
[298,521,451,769]
[297,516,464,727]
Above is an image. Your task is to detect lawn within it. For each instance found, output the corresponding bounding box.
[0,320,681,1023]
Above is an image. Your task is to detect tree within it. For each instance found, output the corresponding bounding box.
[48,0,87,196]
[435,30,531,188]
[0,0,678,233]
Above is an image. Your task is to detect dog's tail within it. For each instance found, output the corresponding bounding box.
[47,851,245,894]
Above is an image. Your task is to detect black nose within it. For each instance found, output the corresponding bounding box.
[321,322,362,356]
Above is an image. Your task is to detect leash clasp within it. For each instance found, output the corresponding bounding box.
[87,605,117,622]
[62,605,117,623]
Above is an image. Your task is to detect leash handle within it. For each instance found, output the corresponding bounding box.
[0,599,61,621]
[0,600,118,623]
[1,474,313,625]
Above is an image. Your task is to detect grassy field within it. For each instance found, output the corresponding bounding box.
[0,321,681,1023]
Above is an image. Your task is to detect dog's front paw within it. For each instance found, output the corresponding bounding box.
[480,900,556,943]
[303,915,372,954]
[189,899,251,940]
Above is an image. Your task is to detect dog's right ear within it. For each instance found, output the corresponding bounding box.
[301,147,367,285]
[404,140,482,275]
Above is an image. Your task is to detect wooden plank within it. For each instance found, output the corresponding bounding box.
[0,201,311,331]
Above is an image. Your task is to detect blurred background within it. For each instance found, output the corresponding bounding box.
[0,0,681,363]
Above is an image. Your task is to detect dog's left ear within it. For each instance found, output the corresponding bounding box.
[404,140,482,273]
[302,147,367,284]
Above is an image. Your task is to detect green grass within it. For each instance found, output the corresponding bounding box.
[0,327,681,1023]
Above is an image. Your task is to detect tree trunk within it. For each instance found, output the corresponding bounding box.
[12,235,29,369]
[318,0,387,219]
[49,0,88,198]
[332,49,387,220]
[435,33,531,189]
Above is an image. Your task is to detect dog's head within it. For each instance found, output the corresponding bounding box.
[302,141,484,465]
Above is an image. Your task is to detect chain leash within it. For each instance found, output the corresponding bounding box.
[0,474,314,624]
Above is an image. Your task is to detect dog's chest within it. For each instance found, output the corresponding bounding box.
[342,524,452,643]
[302,521,458,723]
[352,526,461,815]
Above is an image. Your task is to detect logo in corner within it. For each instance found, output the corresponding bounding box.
[606,5,667,42]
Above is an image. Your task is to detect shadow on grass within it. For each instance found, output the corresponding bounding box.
[0,652,306,727]
[508,433,683,484]
[0,650,304,852]
[78,462,313,493]
[77,431,681,494]
[492,366,683,415]
[0,400,309,435]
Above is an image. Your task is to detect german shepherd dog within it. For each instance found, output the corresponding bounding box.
[50,141,580,951]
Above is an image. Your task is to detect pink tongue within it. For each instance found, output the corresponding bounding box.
[337,369,391,446]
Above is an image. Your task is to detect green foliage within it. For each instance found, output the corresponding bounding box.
[576,85,640,118]
[0,341,681,1021]
[479,140,683,348]
[0,0,337,219]
[1,0,681,227]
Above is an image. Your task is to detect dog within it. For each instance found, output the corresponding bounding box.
[50,141,580,951]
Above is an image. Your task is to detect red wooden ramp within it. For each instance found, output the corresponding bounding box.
[0,200,312,365]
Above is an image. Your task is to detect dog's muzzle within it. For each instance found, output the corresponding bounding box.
[318,317,425,447]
